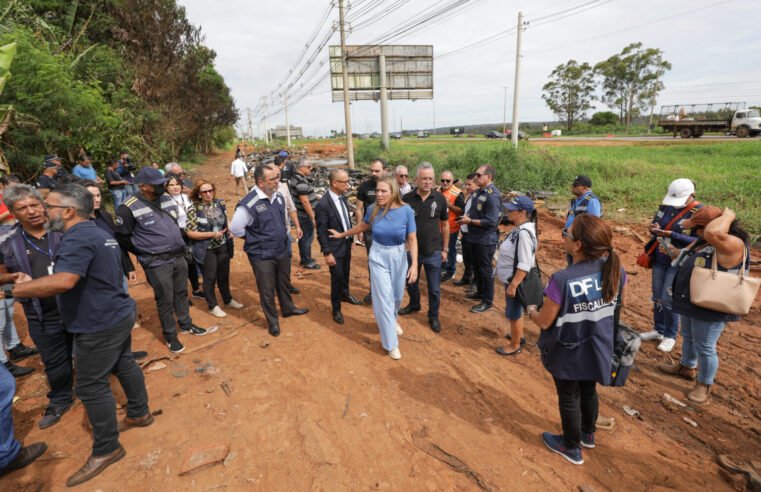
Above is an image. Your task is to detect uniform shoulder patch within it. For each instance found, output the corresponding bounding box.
[115,216,124,226]
[124,197,137,206]
[585,195,592,201]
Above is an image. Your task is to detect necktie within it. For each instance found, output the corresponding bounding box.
[340,197,351,235]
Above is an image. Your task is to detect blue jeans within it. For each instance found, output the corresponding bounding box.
[0,363,20,468]
[443,232,459,276]
[0,299,20,364]
[504,291,524,321]
[651,263,679,339]
[296,213,314,264]
[111,189,126,210]
[369,243,407,351]
[679,316,725,385]
[407,251,442,318]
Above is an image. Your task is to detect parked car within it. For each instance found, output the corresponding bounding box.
[390,132,402,139]
[370,132,381,139]
[485,131,506,139]
[505,130,529,140]
[417,131,430,138]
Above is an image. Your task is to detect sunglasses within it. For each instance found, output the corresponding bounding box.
[562,229,575,241]
[398,174,408,178]
[199,189,215,194]
[474,173,483,178]
[440,179,452,183]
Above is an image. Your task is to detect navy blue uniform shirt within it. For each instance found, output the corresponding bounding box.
[53,221,135,333]
[467,183,501,245]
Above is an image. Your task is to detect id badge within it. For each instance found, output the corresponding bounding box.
[48,263,54,275]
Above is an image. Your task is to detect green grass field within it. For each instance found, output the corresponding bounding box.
[352,139,761,238]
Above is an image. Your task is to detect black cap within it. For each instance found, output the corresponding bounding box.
[572,175,592,188]
[44,154,61,167]
[135,167,166,185]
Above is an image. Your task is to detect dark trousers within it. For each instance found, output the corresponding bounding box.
[329,243,353,313]
[144,256,192,340]
[186,256,200,292]
[0,363,20,468]
[461,233,474,281]
[74,312,148,457]
[201,245,232,310]
[443,231,459,276]
[249,253,297,327]
[407,251,442,318]
[27,317,74,410]
[297,212,314,264]
[553,378,598,449]
[472,242,496,304]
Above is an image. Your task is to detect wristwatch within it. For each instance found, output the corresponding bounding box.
[2,286,14,299]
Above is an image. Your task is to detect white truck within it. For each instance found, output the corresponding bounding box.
[658,102,761,138]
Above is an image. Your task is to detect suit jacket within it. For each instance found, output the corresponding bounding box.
[315,192,352,258]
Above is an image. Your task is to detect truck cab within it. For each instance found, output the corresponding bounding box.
[731,109,761,138]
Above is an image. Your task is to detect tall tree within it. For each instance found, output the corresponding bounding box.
[594,42,671,133]
[541,60,596,131]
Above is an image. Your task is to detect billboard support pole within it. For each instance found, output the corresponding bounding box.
[511,11,524,149]
[284,90,291,147]
[338,0,355,169]
[379,54,389,150]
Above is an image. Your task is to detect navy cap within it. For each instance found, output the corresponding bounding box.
[503,195,535,213]
[278,150,288,157]
[135,167,166,185]
[44,154,61,167]
[572,175,592,188]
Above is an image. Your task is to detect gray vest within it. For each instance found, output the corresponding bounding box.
[125,194,185,267]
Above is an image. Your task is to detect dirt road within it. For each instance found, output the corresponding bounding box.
[4,150,760,491]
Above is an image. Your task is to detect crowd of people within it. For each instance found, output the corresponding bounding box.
[0,149,754,484]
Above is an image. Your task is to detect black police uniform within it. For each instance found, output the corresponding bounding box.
[114,193,192,343]
[468,182,502,306]
[238,188,298,331]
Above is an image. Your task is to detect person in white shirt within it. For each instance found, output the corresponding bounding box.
[395,165,412,196]
[230,158,249,197]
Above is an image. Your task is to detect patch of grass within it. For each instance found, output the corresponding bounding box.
[354,139,761,238]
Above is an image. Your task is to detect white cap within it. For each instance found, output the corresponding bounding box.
[662,178,695,207]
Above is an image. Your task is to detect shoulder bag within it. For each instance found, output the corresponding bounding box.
[690,246,760,315]
[511,228,544,309]
[636,201,699,269]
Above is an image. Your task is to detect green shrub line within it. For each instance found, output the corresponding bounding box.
[353,140,761,239]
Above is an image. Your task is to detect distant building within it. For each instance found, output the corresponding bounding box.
[269,125,303,139]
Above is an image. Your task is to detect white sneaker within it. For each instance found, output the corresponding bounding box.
[388,348,401,360]
[225,299,244,309]
[640,330,664,341]
[657,337,676,352]
[396,322,404,336]
[209,306,228,318]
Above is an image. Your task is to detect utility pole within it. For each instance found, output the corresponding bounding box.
[379,54,389,150]
[502,87,508,135]
[338,0,355,169]
[511,11,525,149]
[284,89,291,147]
[261,96,270,145]
[246,107,253,143]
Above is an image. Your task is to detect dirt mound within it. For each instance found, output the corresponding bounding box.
[4,150,759,491]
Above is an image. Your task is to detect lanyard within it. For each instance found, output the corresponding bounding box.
[22,230,53,259]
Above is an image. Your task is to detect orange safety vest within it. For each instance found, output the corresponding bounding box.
[443,185,462,233]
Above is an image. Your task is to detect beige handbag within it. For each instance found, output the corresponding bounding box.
[690,247,760,315]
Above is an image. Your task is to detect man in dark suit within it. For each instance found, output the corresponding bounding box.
[315,169,362,324]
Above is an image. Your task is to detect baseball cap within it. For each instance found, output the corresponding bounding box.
[135,167,166,185]
[278,151,289,157]
[503,195,535,213]
[572,175,592,188]
[681,206,721,229]
[44,154,61,167]
[662,178,695,207]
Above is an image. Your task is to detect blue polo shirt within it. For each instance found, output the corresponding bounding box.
[53,221,135,333]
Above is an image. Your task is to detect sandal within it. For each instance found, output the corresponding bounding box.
[495,346,522,356]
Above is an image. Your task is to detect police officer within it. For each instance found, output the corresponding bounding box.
[8,183,151,487]
[459,165,501,313]
[230,165,309,337]
[0,185,72,429]
[114,167,209,354]
[35,156,61,199]
[564,175,602,265]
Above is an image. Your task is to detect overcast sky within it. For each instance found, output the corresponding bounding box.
[180,0,761,136]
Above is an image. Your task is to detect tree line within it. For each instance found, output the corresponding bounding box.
[542,42,671,133]
[0,0,238,179]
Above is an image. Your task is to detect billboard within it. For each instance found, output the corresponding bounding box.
[329,45,433,102]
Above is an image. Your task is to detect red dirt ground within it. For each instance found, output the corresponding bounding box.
[3,149,759,491]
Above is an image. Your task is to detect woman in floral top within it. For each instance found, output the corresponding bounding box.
[186,179,243,317]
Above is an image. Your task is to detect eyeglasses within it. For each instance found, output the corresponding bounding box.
[562,229,575,241]
[474,173,483,178]
[397,174,408,178]
[334,179,350,184]
[44,203,71,210]
[199,189,215,194]
[440,179,452,183]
